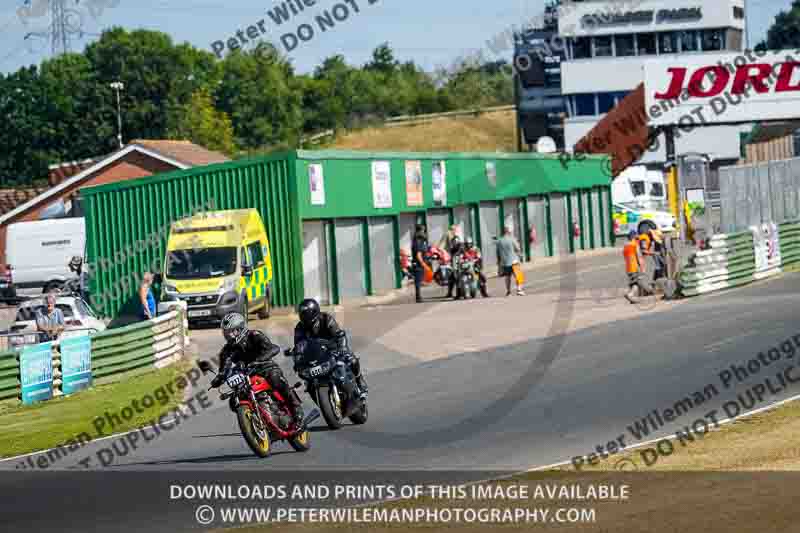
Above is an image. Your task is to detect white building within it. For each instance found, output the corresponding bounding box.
[558,0,749,170]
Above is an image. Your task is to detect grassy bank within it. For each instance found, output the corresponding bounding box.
[0,360,192,458]
[332,110,516,152]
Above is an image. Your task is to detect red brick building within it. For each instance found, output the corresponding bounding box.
[0,140,229,266]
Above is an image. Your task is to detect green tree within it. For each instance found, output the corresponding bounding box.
[167,87,236,154]
[216,42,303,151]
[760,0,800,49]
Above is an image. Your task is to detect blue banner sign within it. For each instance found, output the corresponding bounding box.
[60,334,92,395]
[20,342,53,405]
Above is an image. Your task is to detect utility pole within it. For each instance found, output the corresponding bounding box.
[50,0,71,56]
[110,81,125,149]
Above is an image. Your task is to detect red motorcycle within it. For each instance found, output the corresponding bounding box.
[198,360,318,458]
[425,245,453,287]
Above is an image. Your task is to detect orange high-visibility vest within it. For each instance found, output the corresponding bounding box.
[624,241,640,273]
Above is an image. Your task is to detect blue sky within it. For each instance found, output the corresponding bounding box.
[0,0,793,74]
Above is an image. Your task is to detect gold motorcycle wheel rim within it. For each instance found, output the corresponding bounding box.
[246,409,270,453]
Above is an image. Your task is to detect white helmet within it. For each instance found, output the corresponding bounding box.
[221,312,248,345]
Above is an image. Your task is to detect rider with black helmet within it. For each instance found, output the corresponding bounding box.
[294,298,368,398]
[212,312,304,426]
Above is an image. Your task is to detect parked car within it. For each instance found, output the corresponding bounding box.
[10,295,105,338]
[6,217,85,296]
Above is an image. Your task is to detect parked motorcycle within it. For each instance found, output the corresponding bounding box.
[198,360,318,458]
[453,253,479,299]
[425,245,453,288]
[286,339,368,430]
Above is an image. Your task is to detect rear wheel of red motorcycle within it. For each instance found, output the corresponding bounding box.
[288,429,312,452]
[236,406,271,457]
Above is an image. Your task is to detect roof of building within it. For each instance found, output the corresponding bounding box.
[0,187,48,217]
[129,140,230,167]
[0,141,227,226]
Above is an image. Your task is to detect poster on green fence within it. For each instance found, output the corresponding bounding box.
[20,342,53,405]
[60,334,92,395]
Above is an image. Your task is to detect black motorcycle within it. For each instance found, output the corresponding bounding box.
[286,339,368,430]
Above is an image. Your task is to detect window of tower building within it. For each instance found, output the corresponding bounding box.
[637,33,657,55]
[658,32,678,54]
[702,29,725,51]
[572,37,592,59]
[574,94,596,116]
[598,92,616,114]
[679,30,699,52]
[593,35,613,57]
[615,34,635,56]
[612,91,630,105]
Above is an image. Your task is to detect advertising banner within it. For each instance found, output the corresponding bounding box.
[20,342,53,405]
[644,50,800,126]
[432,161,447,206]
[486,161,497,188]
[751,222,782,280]
[308,163,325,206]
[371,161,393,208]
[60,334,92,395]
[404,161,423,206]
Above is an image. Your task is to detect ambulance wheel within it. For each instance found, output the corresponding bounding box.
[258,292,270,319]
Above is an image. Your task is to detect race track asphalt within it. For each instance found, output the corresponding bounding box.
[2,252,799,532]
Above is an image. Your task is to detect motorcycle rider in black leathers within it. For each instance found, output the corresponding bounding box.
[293,298,368,398]
[211,312,304,426]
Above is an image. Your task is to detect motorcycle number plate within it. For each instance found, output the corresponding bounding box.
[309,365,324,377]
[226,374,246,388]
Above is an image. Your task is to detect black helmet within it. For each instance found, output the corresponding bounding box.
[298,298,321,329]
[68,255,82,272]
[221,312,248,345]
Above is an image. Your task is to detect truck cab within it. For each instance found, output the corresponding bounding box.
[612,166,676,235]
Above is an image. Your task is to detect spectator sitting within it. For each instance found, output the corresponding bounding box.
[35,293,65,341]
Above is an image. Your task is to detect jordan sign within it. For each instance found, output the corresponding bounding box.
[644,50,800,126]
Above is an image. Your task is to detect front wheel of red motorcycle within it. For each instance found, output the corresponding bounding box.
[288,429,312,452]
[236,406,271,458]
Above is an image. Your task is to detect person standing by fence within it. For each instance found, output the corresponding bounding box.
[139,272,156,320]
[411,225,429,304]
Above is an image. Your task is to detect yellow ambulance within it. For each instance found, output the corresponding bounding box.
[161,209,273,324]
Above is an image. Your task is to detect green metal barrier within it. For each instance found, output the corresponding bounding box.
[0,350,19,401]
[0,310,186,403]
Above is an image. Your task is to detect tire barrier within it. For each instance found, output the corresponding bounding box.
[779,220,800,269]
[680,220,800,297]
[0,309,186,404]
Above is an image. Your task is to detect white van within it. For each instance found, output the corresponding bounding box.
[6,217,85,294]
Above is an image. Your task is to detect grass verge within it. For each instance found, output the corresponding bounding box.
[0,359,192,458]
